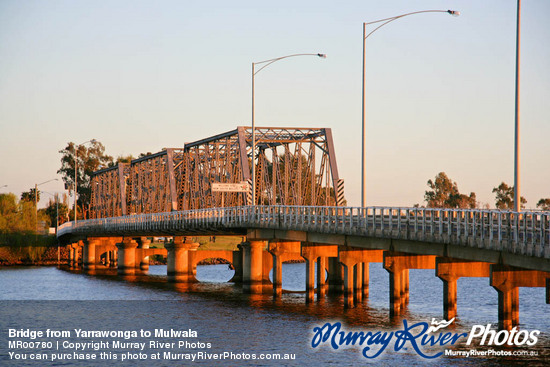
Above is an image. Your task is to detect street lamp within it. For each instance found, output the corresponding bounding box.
[361,10,459,207]
[73,139,96,223]
[251,53,326,205]
[35,179,58,234]
[514,0,521,212]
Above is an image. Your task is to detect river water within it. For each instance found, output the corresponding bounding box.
[0,264,549,366]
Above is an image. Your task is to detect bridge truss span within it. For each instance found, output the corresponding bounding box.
[89,126,345,218]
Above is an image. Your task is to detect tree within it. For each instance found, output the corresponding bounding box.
[0,193,45,234]
[20,188,40,203]
[492,182,526,210]
[424,172,477,209]
[57,141,113,219]
[108,154,135,167]
[43,197,70,227]
[537,198,550,211]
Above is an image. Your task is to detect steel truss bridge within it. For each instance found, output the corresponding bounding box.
[89,127,344,218]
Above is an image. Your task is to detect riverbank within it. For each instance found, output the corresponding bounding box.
[0,245,67,266]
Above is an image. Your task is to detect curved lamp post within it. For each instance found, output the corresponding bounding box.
[73,139,96,223]
[514,0,521,212]
[251,53,326,205]
[361,10,459,207]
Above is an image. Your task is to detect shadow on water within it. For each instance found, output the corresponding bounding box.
[2,265,550,366]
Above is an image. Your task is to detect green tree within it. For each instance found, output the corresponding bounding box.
[20,188,40,203]
[43,197,70,227]
[492,182,527,210]
[57,141,113,219]
[537,198,550,211]
[424,172,476,209]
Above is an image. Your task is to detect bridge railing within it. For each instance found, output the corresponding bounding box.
[57,206,550,259]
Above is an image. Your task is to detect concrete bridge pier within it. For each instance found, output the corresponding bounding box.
[327,257,344,295]
[111,246,118,267]
[302,244,338,302]
[116,238,138,275]
[69,243,81,268]
[362,262,370,298]
[137,237,151,271]
[384,252,436,316]
[354,263,363,303]
[268,241,301,298]
[230,246,244,283]
[242,240,265,294]
[67,245,74,267]
[317,257,328,297]
[165,237,196,282]
[491,265,550,330]
[436,258,491,320]
[83,238,98,270]
[339,249,383,308]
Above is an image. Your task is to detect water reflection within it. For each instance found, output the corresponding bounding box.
[1,265,549,366]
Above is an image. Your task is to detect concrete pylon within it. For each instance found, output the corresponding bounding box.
[116,238,138,275]
[230,245,244,283]
[491,265,550,330]
[317,256,328,297]
[137,237,151,271]
[268,241,301,298]
[67,245,74,267]
[242,240,265,294]
[302,244,338,302]
[383,252,436,316]
[83,238,99,270]
[165,237,195,282]
[339,248,383,308]
[436,258,491,321]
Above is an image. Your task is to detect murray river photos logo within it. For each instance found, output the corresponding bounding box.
[311,318,540,359]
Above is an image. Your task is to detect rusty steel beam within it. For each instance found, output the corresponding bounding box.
[90,126,344,218]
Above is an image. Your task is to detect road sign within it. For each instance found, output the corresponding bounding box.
[211,182,249,193]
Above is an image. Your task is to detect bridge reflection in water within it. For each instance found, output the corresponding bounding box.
[58,205,550,330]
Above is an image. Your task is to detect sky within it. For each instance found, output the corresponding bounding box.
[0,0,548,209]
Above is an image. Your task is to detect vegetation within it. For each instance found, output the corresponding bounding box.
[424,172,477,209]
[43,194,71,227]
[492,182,527,210]
[57,141,113,219]
[537,198,550,211]
[0,193,49,234]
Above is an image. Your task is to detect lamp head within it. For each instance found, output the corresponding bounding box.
[90,139,97,144]
[317,53,327,58]
[447,10,460,17]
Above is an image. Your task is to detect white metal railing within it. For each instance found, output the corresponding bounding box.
[57,206,550,259]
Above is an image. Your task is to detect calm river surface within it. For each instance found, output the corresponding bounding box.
[1,264,549,366]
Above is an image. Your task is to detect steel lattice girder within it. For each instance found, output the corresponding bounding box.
[90,127,344,218]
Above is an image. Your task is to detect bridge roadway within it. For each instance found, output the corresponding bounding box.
[58,205,550,330]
